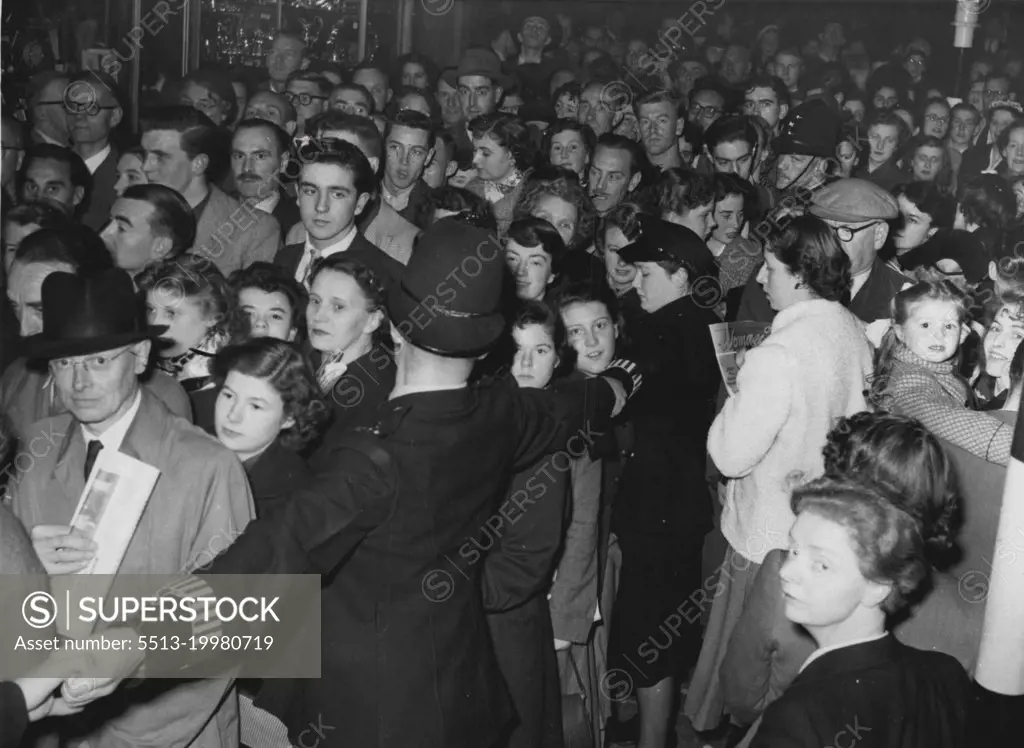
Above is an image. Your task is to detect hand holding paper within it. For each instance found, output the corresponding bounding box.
[31,525,97,575]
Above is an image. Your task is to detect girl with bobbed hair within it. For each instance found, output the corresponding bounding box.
[685,214,874,731]
[542,118,596,179]
[466,114,538,233]
[513,165,598,253]
[212,337,327,513]
[739,474,970,748]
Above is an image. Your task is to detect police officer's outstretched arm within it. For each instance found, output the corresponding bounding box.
[511,359,643,471]
[203,437,397,577]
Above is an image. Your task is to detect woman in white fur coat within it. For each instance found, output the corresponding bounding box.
[683,215,875,734]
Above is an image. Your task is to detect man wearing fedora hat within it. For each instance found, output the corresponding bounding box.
[73,218,642,748]
[10,268,254,748]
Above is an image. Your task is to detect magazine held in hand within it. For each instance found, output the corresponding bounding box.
[55,450,160,638]
[709,321,773,396]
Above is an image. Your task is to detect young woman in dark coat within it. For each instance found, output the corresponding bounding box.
[750,477,969,748]
[482,300,579,748]
[610,216,723,748]
[211,338,328,516]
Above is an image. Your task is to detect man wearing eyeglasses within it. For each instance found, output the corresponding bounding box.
[285,72,330,136]
[25,71,71,148]
[687,79,726,132]
[9,267,253,748]
[736,178,906,326]
[65,72,123,232]
[808,179,908,324]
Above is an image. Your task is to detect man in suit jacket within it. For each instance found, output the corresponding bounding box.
[84,220,641,748]
[10,269,254,748]
[285,111,420,265]
[274,142,402,291]
[231,118,301,240]
[66,72,122,232]
[141,106,280,275]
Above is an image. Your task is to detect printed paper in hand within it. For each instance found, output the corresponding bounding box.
[709,321,773,396]
[55,450,159,637]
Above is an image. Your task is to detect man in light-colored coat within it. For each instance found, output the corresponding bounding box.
[10,268,254,748]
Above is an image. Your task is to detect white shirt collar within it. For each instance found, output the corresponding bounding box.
[80,389,143,453]
[798,631,888,674]
[382,182,415,212]
[296,225,358,285]
[83,145,112,175]
[253,190,281,214]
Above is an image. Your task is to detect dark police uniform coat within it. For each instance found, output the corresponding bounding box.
[199,375,618,748]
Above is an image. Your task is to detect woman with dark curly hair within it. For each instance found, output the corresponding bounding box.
[685,215,874,732]
[741,477,970,747]
[722,411,981,746]
[212,337,327,513]
[466,114,538,233]
[513,165,598,253]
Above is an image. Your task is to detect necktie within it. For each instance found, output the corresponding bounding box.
[302,248,321,288]
[84,440,103,482]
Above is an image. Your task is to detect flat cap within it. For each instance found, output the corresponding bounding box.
[809,178,899,223]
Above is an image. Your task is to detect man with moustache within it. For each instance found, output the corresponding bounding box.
[65,72,122,232]
[588,135,648,217]
[231,118,299,239]
[636,90,686,171]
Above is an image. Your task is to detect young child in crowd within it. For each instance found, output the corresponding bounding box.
[871,280,1015,464]
[230,261,308,343]
[138,254,246,430]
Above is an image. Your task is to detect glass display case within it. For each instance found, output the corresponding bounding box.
[198,0,394,70]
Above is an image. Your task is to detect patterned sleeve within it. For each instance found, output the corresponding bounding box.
[888,369,1013,465]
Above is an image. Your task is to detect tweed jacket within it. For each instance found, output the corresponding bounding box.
[883,345,1014,464]
[193,185,281,275]
[10,389,254,748]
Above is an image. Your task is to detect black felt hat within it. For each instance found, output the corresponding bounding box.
[28,269,167,360]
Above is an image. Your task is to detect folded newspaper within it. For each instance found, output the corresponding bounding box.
[54,449,160,638]
[709,321,774,396]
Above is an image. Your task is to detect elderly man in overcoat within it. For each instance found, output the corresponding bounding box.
[9,268,254,748]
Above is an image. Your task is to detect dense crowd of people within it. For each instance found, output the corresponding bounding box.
[1,5,1024,748]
